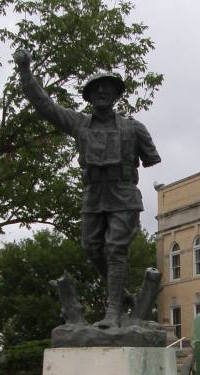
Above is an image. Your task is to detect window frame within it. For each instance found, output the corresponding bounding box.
[171,305,182,339]
[194,303,200,318]
[193,236,200,277]
[170,242,181,281]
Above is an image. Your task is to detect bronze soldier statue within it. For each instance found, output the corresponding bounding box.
[14,50,161,329]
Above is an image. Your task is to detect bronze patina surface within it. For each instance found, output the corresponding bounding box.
[14,50,161,335]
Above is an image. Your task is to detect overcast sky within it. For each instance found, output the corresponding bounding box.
[0,0,200,244]
[134,0,200,234]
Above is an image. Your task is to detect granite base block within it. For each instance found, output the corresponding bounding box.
[43,347,177,375]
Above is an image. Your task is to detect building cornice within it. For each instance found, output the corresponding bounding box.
[156,200,200,221]
[156,171,200,191]
[156,217,200,235]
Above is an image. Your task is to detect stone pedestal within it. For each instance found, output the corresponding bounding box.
[43,347,177,375]
[51,321,166,347]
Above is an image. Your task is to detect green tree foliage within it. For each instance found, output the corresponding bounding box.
[0,339,50,375]
[0,228,156,373]
[0,0,163,235]
[0,229,156,348]
[0,229,106,348]
[128,229,156,293]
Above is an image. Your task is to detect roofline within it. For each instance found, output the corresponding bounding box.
[156,171,200,191]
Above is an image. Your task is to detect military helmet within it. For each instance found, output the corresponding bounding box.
[82,72,125,102]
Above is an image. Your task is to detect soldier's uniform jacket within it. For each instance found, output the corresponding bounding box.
[21,72,161,213]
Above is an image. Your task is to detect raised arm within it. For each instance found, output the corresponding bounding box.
[14,50,83,136]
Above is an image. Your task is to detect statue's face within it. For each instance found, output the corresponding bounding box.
[88,79,118,110]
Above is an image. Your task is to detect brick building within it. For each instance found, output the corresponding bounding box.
[156,172,200,339]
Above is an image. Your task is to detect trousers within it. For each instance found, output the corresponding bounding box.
[81,210,140,265]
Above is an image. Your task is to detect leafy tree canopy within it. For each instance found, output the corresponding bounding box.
[0,228,156,349]
[0,229,106,347]
[127,229,157,292]
[0,0,163,236]
[0,339,50,375]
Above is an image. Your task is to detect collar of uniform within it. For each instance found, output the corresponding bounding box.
[92,110,115,122]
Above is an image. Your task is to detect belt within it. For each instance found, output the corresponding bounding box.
[82,165,138,184]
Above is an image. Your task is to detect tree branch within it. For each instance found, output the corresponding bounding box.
[1,86,10,128]
[0,218,55,234]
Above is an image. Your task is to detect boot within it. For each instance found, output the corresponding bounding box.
[91,254,133,311]
[94,259,126,329]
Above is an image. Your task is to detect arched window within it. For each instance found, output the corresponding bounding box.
[193,237,200,275]
[170,242,181,280]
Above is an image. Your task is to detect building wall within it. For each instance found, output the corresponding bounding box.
[158,173,200,215]
[158,279,200,337]
[156,172,200,339]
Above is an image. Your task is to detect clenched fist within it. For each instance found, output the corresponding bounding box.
[14,49,31,71]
